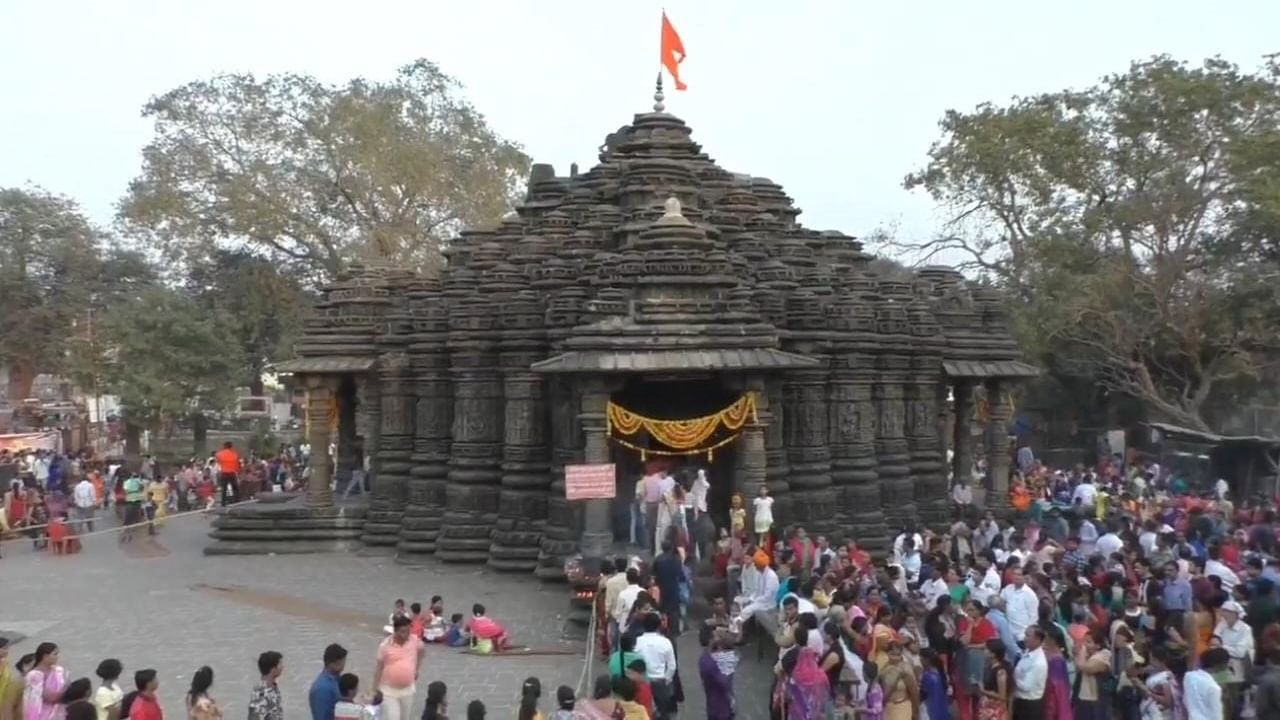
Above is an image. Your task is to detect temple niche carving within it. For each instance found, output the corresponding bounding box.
[214,84,1035,565]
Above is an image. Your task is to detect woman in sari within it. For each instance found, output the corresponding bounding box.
[779,626,829,720]
[23,643,66,720]
[878,642,918,720]
[977,640,1011,720]
[1040,627,1073,720]
[919,649,951,720]
[869,607,897,670]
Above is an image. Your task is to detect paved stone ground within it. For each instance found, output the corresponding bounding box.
[0,510,775,719]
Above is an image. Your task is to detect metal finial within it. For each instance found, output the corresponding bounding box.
[653,72,665,113]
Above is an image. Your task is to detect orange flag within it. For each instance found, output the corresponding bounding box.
[660,11,687,90]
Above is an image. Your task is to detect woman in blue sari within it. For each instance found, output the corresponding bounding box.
[920,649,951,720]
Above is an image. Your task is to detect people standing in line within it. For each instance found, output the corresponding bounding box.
[633,613,677,720]
[978,640,1012,720]
[0,638,20,720]
[1181,647,1226,720]
[697,634,735,720]
[247,652,283,720]
[125,670,162,720]
[91,659,123,720]
[309,644,348,720]
[23,641,67,720]
[1011,626,1046,719]
[421,681,447,720]
[998,569,1038,642]
[120,473,145,543]
[213,442,241,507]
[373,616,424,720]
[332,675,373,720]
[515,678,541,720]
[184,666,220,720]
[71,476,96,534]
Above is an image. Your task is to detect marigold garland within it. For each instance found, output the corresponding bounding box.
[610,433,742,463]
[606,392,758,450]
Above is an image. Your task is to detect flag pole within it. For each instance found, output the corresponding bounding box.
[654,72,665,113]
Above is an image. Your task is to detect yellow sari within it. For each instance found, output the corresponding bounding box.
[871,623,897,668]
[879,660,917,720]
[0,663,20,720]
[148,481,169,526]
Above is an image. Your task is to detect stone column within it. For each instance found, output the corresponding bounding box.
[304,375,338,507]
[365,352,414,546]
[985,379,1012,511]
[578,378,612,561]
[733,377,769,526]
[952,380,975,497]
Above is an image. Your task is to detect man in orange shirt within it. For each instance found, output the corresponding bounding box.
[214,441,241,507]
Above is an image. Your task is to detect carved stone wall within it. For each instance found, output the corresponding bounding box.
[874,283,917,531]
[399,279,450,556]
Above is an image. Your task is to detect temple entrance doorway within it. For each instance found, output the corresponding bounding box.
[606,375,740,548]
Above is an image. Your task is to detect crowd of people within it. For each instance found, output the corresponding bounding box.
[0,443,316,553]
[593,453,1280,720]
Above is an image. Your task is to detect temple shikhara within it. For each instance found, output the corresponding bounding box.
[210,83,1037,578]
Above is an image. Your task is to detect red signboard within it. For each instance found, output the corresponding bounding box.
[565,463,617,501]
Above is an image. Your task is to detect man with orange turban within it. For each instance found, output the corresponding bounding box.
[734,549,780,627]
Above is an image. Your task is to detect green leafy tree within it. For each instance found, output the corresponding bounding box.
[97,285,246,451]
[186,248,308,394]
[120,59,530,281]
[0,187,149,401]
[903,56,1280,432]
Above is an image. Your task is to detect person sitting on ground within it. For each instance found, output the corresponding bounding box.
[409,603,426,641]
[423,596,447,643]
[465,604,511,653]
[443,614,468,647]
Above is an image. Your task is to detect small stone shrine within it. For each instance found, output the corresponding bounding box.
[209,81,1037,575]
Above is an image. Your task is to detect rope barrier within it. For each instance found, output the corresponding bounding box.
[574,602,599,699]
[0,499,259,547]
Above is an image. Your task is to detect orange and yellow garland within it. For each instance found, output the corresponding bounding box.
[607,392,758,461]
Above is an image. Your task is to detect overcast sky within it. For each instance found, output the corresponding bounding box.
[2,0,1277,251]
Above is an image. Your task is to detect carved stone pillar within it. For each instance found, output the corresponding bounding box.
[732,377,769,530]
[578,378,613,560]
[985,379,1013,512]
[952,381,976,500]
[399,279,451,556]
[304,375,338,507]
[763,378,788,504]
[364,353,414,546]
[783,365,835,537]
[537,377,582,580]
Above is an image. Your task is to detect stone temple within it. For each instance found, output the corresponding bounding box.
[210,84,1037,578]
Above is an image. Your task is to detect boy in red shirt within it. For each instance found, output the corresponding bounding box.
[126,669,164,720]
[625,659,654,716]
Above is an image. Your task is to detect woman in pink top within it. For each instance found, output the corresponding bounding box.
[374,616,423,720]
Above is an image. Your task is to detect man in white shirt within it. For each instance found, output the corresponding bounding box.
[921,572,949,611]
[602,559,630,643]
[974,512,1001,553]
[72,476,97,532]
[690,469,710,518]
[1183,647,1227,720]
[1013,626,1048,716]
[736,554,780,626]
[899,540,922,585]
[999,568,1039,640]
[1071,476,1098,509]
[1205,546,1240,592]
[966,554,1002,606]
[612,568,644,628]
[951,479,973,514]
[892,525,923,565]
[1096,527,1124,558]
[33,452,50,486]
[633,613,677,716]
